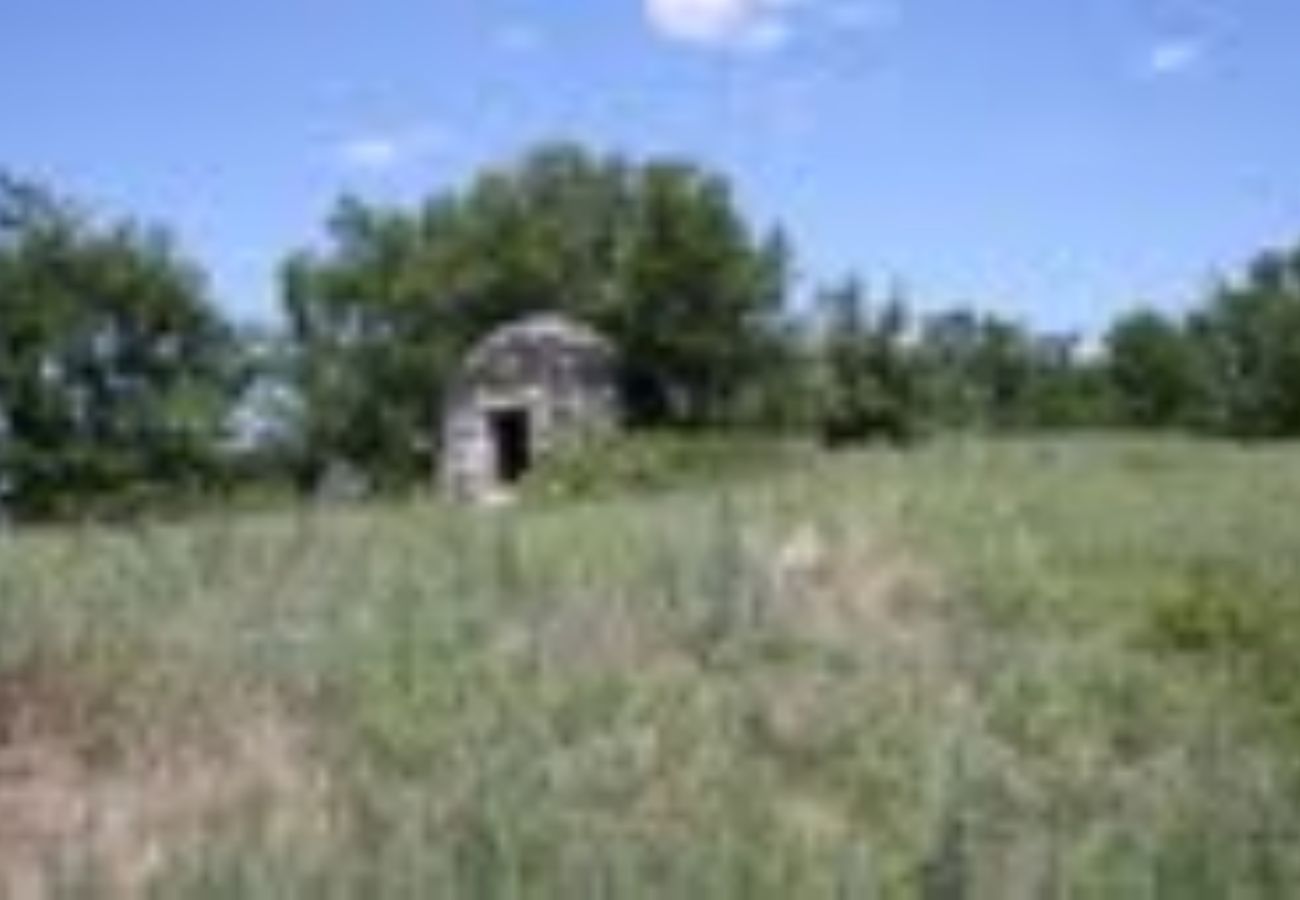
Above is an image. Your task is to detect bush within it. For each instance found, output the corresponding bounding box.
[1143,562,1277,657]
[1142,558,1300,745]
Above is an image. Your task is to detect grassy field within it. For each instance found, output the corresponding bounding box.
[2,436,1300,898]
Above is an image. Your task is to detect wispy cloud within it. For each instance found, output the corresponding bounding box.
[1145,37,1206,76]
[336,126,449,172]
[643,0,899,52]
[644,0,805,51]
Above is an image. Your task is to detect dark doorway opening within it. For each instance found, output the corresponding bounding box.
[489,407,532,483]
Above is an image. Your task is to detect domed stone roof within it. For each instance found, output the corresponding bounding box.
[461,312,616,376]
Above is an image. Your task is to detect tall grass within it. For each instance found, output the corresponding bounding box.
[2,436,1299,897]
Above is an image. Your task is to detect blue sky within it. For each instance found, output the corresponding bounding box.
[3,0,1297,333]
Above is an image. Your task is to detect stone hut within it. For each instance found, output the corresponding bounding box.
[440,313,620,502]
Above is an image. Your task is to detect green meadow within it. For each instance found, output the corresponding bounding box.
[3,436,1300,898]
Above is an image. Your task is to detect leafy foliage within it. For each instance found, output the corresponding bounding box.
[1105,308,1200,428]
[914,309,1106,431]
[1190,248,1300,437]
[0,173,242,520]
[1103,245,1300,438]
[3,147,1300,517]
[282,144,790,483]
[815,278,920,445]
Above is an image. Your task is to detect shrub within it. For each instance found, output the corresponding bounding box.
[1143,563,1277,657]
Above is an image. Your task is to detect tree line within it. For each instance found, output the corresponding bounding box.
[3,145,1299,520]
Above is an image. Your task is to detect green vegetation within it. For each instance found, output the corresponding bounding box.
[519,432,813,502]
[5,145,1300,521]
[3,437,1299,896]
[280,144,790,484]
[4,144,1300,893]
[0,174,244,520]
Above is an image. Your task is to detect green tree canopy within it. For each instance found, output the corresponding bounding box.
[282,144,791,482]
[0,173,240,519]
[1189,246,1300,437]
[914,309,1098,431]
[1100,242,1300,438]
[1105,308,1199,428]
[814,278,919,445]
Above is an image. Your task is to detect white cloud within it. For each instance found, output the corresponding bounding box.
[644,0,805,50]
[643,0,898,51]
[337,127,449,172]
[1145,37,1205,76]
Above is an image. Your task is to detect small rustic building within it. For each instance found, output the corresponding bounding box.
[439,313,620,502]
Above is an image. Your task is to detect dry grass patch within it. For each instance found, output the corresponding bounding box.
[0,657,333,899]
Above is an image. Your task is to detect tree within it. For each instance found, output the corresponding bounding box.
[914,310,995,429]
[282,144,791,483]
[915,309,1100,431]
[0,173,240,519]
[1105,308,1199,428]
[815,278,919,445]
[1187,247,1300,437]
[914,310,1034,429]
[282,197,461,485]
[613,162,789,425]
